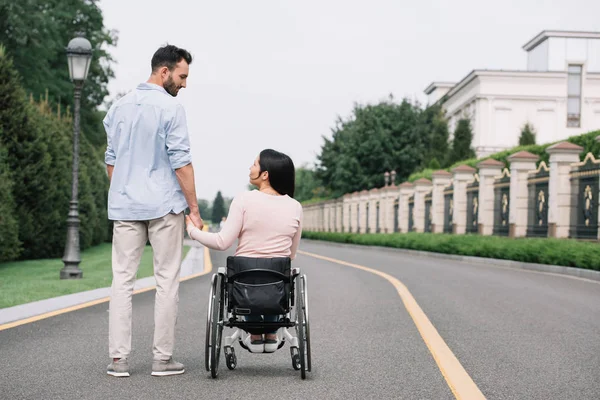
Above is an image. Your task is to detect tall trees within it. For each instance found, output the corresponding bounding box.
[0,46,109,261]
[448,118,476,165]
[211,191,226,223]
[0,0,117,147]
[315,98,428,196]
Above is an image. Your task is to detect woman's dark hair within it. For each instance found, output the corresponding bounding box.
[151,45,193,72]
[259,149,295,198]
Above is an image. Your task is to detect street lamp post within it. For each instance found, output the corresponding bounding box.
[60,35,93,279]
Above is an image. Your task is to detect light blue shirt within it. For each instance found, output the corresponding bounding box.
[103,83,191,221]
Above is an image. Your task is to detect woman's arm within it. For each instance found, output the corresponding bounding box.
[289,208,303,260]
[188,196,244,250]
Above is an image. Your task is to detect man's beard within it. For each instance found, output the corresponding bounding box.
[163,75,179,97]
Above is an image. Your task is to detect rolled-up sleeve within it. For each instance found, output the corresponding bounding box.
[103,108,116,166]
[166,104,192,170]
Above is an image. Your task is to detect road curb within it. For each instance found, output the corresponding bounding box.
[301,239,600,283]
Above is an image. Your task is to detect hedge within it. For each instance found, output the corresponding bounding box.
[0,46,109,262]
[301,231,600,271]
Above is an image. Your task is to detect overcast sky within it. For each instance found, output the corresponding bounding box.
[99,0,599,202]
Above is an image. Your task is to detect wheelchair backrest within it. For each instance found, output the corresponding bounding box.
[226,256,292,315]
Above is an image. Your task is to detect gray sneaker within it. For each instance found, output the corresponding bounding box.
[107,358,130,377]
[151,357,185,376]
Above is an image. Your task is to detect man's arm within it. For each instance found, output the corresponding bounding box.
[106,164,114,182]
[164,105,202,227]
[175,163,203,228]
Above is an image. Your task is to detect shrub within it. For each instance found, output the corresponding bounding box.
[302,231,600,271]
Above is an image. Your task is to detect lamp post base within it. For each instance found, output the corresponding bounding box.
[61,200,83,279]
[60,265,83,279]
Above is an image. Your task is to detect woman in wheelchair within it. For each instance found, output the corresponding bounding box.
[186,149,302,354]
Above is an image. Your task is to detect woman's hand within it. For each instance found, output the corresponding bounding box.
[185,215,201,237]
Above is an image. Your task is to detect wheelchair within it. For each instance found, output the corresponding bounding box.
[205,256,311,379]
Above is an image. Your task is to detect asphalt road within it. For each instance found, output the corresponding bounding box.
[1,240,599,399]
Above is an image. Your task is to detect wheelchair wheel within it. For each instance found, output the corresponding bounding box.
[225,346,237,370]
[211,274,225,378]
[204,274,216,372]
[302,274,312,372]
[205,273,225,378]
[295,275,307,379]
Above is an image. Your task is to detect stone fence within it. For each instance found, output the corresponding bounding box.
[303,138,600,240]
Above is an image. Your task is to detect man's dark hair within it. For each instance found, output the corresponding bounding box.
[151,45,192,72]
[259,149,296,198]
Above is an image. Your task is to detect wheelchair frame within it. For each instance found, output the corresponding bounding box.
[205,263,311,379]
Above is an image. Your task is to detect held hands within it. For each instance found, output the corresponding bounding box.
[186,211,204,236]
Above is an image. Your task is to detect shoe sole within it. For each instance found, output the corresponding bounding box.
[107,371,130,377]
[151,369,185,376]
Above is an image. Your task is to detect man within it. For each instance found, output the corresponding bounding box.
[103,44,204,377]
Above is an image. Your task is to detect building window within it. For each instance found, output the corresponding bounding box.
[567,65,582,127]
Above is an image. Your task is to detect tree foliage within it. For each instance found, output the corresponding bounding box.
[0,145,21,261]
[0,0,118,148]
[448,118,476,165]
[519,122,536,146]
[415,104,450,168]
[0,47,109,261]
[197,199,212,221]
[315,97,446,197]
[211,191,226,223]
[295,165,330,202]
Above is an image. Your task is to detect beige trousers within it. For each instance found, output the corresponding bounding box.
[108,212,184,361]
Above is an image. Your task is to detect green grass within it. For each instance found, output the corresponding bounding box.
[302,231,600,271]
[0,243,191,309]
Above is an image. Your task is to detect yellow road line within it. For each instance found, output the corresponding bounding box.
[0,244,213,332]
[298,250,485,400]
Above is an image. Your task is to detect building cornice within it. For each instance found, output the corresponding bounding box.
[446,69,567,101]
[424,81,455,95]
[523,30,600,51]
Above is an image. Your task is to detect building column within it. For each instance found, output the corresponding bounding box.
[476,158,505,235]
[398,182,414,233]
[413,178,433,233]
[451,165,476,234]
[546,142,583,238]
[368,189,379,233]
[379,185,394,233]
[357,191,367,233]
[351,193,360,233]
[385,185,399,233]
[379,191,388,233]
[431,171,452,233]
[342,195,351,233]
[327,201,333,232]
[507,151,539,238]
[333,202,342,232]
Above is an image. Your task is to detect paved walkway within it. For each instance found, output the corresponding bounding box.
[0,239,206,325]
[2,241,599,399]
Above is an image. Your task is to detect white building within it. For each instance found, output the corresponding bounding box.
[425,30,600,157]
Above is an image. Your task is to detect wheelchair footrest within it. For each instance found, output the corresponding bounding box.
[225,321,295,329]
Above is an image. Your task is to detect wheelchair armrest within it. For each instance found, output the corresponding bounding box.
[292,267,301,277]
[217,266,226,276]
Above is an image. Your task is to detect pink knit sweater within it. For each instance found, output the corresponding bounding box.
[188,190,303,260]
